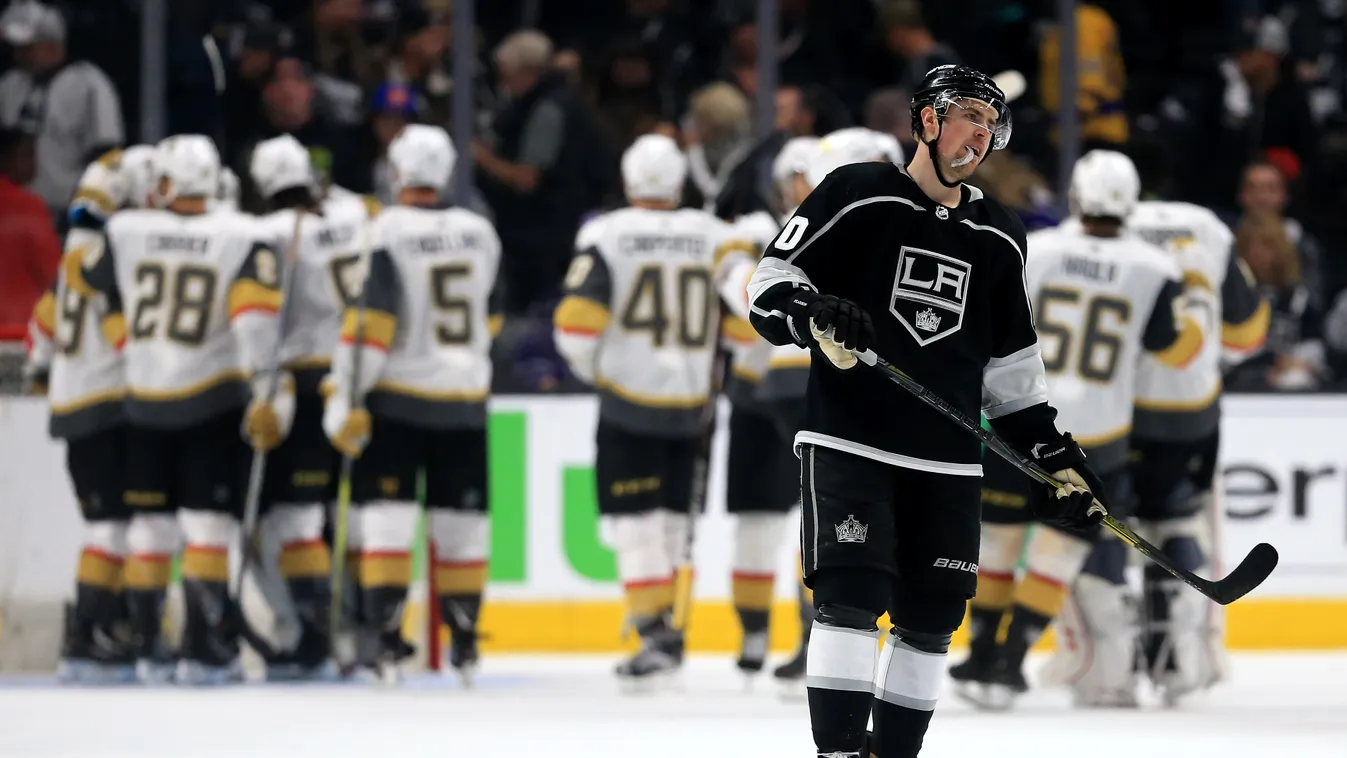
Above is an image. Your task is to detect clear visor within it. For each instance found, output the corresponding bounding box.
[935,93,1012,151]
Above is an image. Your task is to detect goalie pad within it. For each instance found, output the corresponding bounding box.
[1038,573,1138,707]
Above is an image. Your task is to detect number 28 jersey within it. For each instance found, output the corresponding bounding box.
[1025,226,1200,472]
[334,205,502,429]
[68,207,282,428]
[554,206,734,438]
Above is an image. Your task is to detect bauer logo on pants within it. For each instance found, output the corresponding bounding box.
[890,246,970,346]
[932,557,978,574]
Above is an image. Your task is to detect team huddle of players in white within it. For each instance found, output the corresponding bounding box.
[23,102,1268,750]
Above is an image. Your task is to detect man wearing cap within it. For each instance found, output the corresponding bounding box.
[0,0,124,227]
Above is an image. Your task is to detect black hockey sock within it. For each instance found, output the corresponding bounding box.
[182,579,240,664]
[964,605,1004,664]
[872,628,953,758]
[872,699,936,758]
[999,604,1052,675]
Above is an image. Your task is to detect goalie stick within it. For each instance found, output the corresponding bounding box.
[855,349,1278,606]
[229,210,307,660]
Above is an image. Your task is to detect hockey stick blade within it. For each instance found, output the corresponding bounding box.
[1212,542,1279,605]
[854,349,1279,605]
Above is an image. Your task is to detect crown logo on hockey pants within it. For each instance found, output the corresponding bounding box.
[835,515,868,544]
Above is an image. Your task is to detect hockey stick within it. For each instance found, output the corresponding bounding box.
[229,212,307,659]
[855,349,1278,606]
[328,228,374,673]
[671,333,729,632]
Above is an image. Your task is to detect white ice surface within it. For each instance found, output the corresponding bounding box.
[0,653,1344,758]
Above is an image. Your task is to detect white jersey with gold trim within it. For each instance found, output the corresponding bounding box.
[257,193,379,384]
[330,205,501,429]
[68,207,282,428]
[1026,225,1197,471]
[1124,201,1268,440]
[554,206,736,436]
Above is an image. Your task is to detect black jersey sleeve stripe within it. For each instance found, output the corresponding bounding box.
[981,342,1049,419]
[747,256,816,346]
[781,195,925,264]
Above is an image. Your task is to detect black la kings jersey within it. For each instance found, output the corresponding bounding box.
[747,161,1050,476]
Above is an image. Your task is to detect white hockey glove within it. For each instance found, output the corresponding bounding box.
[321,388,372,459]
[243,370,296,452]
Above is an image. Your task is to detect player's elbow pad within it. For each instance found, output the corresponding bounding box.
[1153,316,1204,368]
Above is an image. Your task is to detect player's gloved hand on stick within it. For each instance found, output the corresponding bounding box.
[243,370,296,451]
[320,377,372,458]
[786,291,875,371]
[1028,433,1107,530]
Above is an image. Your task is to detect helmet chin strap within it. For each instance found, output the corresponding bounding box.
[921,123,963,189]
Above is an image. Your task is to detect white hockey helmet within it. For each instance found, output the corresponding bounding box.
[1070,149,1140,220]
[152,134,221,205]
[622,133,687,202]
[388,124,456,193]
[117,145,158,209]
[806,127,888,189]
[870,130,904,164]
[249,134,314,199]
[216,167,241,210]
[772,136,821,189]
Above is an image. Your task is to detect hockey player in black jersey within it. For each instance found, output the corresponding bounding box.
[747,65,1107,758]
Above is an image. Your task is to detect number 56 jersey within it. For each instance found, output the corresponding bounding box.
[1024,225,1203,472]
[67,207,282,428]
[333,205,502,429]
[553,206,736,437]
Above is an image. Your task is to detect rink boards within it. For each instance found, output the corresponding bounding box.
[2,394,1345,657]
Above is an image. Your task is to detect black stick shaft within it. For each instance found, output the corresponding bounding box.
[856,349,1273,604]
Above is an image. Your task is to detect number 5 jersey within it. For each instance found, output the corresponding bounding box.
[328,204,502,427]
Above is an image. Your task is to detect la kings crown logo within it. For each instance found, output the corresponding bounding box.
[835,515,868,544]
[890,246,970,345]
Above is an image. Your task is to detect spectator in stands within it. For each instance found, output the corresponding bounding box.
[1226,214,1327,392]
[477,30,596,314]
[0,1,123,227]
[1174,15,1318,217]
[876,0,961,95]
[590,35,674,149]
[682,81,752,211]
[234,57,367,209]
[1238,159,1325,308]
[293,0,382,93]
[0,127,60,329]
[1039,2,1128,152]
[368,81,419,205]
[223,19,291,163]
[385,6,453,130]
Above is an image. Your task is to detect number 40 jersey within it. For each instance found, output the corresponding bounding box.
[1024,225,1204,472]
[553,206,741,437]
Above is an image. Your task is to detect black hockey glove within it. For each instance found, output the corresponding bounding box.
[1027,433,1107,531]
[786,291,875,371]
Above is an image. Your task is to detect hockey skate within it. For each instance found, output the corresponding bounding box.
[58,608,136,685]
[265,625,338,683]
[615,617,683,694]
[953,657,1027,711]
[354,627,416,686]
[773,642,807,698]
[176,586,244,686]
[447,629,480,688]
